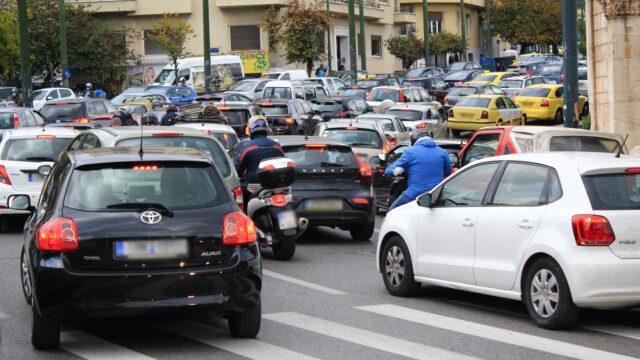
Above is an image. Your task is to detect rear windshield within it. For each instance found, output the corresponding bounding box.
[473,74,497,82]
[578,68,588,80]
[116,137,231,177]
[283,145,357,168]
[548,136,621,153]
[344,89,366,98]
[0,113,16,129]
[357,117,394,131]
[212,132,239,150]
[40,103,83,123]
[260,105,289,116]
[356,80,380,87]
[583,173,640,210]
[450,63,466,72]
[322,128,382,149]
[405,68,425,77]
[219,109,249,126]
[117,105,147,115]
[312,101,342,113]
[263,87,292,99]
[499,80,523,89]
[370,88,399,102]
[448,87,479,96]
[456,98,491,108]
[64,163,226,211]
[1,138,73,161]
[386,109,422,121]
[402,80,422,88]
[520,88,551,97]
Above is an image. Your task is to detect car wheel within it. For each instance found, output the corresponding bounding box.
[272,236,296,260]
[21,247,32,305]
[521,115,527,126]
[350,218,375,241]
[555,109,563,124]
[523,257,579,329]
[381,236,421,296]
[32,303,60,349]
[228,301,261,338]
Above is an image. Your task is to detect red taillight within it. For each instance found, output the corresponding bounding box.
[305,144,327,149]
[233,186,243,210]
[352,197,369,205]
[454,82,463,86]
[270,194,288,207]
[217,107,231,111]
[132,165,158,171]
[0,165,11,185]
[72,117,90,124]
[260,102,273,107]
[284,118,294,125]
[444,96,449,105]
[560,74,565,83]
[36,135,55,139]
[481,110,489,119]
[222,212,256,245]
[625,168,640,173]
[339,111,348,117]
[389,137,397,146]
[37,217,79,251]
[345,126,358,130]
[524,72,532,76]
[382,143,390,154]
[398,90,405,102]
[415,123,428,129]
[13,113,19,128]
[152,132,182,137]
[572,215,615,246]
[354,152,373,180]
[540,99,549,107]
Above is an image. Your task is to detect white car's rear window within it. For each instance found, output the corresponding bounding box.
[583,173,640,210]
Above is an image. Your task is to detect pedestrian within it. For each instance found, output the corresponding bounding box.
[316,64,326,78]
[161,105,179,126]
[338,58,345,71]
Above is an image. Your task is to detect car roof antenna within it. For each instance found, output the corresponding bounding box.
[615,134,629,158]
[138,116,144,160]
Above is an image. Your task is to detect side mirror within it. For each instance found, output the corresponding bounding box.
[385,133,393,140]
[38,165,52,177]
[8,195,31,211]
[417,193,433,208]
[46,96,54,101]
[378,153,387,162]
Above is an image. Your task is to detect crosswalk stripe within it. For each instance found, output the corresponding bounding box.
[263,312,481,360]
[357,304,639,360]
[155,321,319,360]
[60,331,156,360]
[0,311,9,319]
[263,269,348,295]
[582,324,640,341]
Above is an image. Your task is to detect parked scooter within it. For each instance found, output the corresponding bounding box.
[245,158,308,260]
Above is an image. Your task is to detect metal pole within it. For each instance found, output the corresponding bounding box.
[459,0,467,61]
[422,0,430,66]
[59,0,68,88]
[348,0,357,80]
[327,0,331,73]
[203,0,212,94]
[359,0,366,71]
[562,0,578,128]
[18,0,31,107]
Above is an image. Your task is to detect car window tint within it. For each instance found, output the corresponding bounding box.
[316,87,327,97]
[503,97,517,108]
[437,162,500,207]
[24,111,37,126]
[334,79,346,91]
[33,111,47,125]
[104,100,116,113]
[68,135,84,151]
[283,145,357,168]
[1,138,74,161]
[81,134,100,149]
[495,97,507,109]
[48,90,60,100]
[59,89,73,98]
[355,99,368,112]
[513,135,534,152]
[302,102,313,114]
[548,136,620,152]
[555,87,564,97]
[461,133,501,167]
[492,163,550,206]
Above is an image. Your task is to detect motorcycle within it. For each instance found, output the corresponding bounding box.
[246,158,308,260]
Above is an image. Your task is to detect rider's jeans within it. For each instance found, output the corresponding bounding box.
[389,191,414,211]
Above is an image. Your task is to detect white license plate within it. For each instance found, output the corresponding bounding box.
[277,210,297,230]
[114,239,189,260]
[305,199,343,212]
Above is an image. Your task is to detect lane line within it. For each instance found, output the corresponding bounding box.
[60,331,156,360]
[263,312,480,360]
[263,269,347,295]
[0,311,9,319]
[155,321,319,360]
[582,324,640,341]
[357,304,638,360]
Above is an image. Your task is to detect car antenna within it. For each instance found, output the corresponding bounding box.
[615,134,629,158]
[138,115,144,160]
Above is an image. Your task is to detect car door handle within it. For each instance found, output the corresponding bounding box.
[519,220,535,229]
[462,219,474,228]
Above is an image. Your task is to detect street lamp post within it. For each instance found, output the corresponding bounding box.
[459,0,467,62]
[348,0,357,80]
[203,0,212,94]
[422,0,430,67]
[562,0,578,128]
[18,0,31,106]
[359,0,366,71]
[59,0,68,88]
[326,0,332,72]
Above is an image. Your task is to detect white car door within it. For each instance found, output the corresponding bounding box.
[502,96,520,123]
[473,162,561,290]
[495,97,509,124]
[416,162,501,284]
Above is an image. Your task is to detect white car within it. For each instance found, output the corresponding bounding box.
[173,123,239,151]
[384,104,447,138]
[377,152,640,329]
[31,88,75,110]
[0,127,79,213]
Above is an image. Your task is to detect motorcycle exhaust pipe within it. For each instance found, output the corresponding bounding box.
[298,217,309,230]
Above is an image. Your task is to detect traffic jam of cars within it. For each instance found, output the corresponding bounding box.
[1,56,639,357]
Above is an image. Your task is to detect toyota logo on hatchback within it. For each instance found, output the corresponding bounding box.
[140,210,162,224]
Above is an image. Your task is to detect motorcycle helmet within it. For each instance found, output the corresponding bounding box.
[247,115,270,138]
[410,131,432,145]
[86,82,92,89]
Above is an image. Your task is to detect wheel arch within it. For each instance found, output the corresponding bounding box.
[378,231,401,273]
[518,252,558,300]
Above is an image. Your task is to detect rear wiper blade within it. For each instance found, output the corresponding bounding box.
[106,202,174,217]
[320,162,346,167]
[25,156,56,162]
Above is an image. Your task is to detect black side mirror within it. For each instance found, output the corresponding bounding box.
[417,193,433,208]
[8,194,31,211]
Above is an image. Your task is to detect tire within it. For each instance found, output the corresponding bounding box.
[522,257,579,329]
[31,304,60,349]
[555,109,563,124]
[521,115,527,126]
[228,301,261,338]
[21,247,32,305]
[381,236,421,297]
[272,237,296,260]
[350,218,375,241]
[451,129,462,138]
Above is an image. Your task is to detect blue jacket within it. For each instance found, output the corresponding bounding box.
[384,138,452,199]
[234,134,284,183]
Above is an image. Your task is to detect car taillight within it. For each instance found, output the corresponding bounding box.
[233,186,243,210]
[572,214,615,246]
[222,212,256,245]
[444,96,449,105]
[540,99,549,107]
[382,143,390,154]
[481,110,489,119]
[366,92,371,100]
[72,117,90,124]
[560,73,565,83]
[284,118,294,125]
[0,165,11,185]
[454,82,463,86]
[37,217,79,251]
[339,111,348,117]
[354,152,373,180]
[152,132,182,137]
[415,123,428,129]
[389,137,397,146]
[13,113,19,128]
[270,194,288,207]
[449,109,454,118]
[352,198,369,205]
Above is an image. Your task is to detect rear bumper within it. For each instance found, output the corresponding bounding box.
[520,107,554,120]
[292,191,375,227]
[447,119,494,131]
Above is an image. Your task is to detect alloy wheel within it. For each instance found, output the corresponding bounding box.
[385,246,405,287]
[530,269,559,318]
[21,249,32,300]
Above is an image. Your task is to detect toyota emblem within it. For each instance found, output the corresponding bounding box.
[140,210,162,224]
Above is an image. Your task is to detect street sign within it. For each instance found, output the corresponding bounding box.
[63,68,72,79]
[210,48,219,54]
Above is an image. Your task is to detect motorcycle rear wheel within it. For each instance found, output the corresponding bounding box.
[272,236,296,260]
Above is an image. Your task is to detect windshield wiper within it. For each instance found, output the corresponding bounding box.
[320,162,346,167]
[106,202,174,217]
[25,156,56,162]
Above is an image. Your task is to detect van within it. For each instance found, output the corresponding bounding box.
[262,81,327,101]
[264,70,309,81]
[154,55,244,92]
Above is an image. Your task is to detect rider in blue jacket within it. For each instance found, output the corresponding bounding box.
[384,132,452,210]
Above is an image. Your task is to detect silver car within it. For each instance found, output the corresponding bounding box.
[227,78,273,100]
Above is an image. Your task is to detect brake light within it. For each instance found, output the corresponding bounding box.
[346,126,358,130]
[260,102,273,107]
[152,132,182,137]
[389,137,397,146]
[305,144,327,149]
[415,123,428,129]
[449,109,454,118]
[132,165,159,171]
[13,113,19,128]
[560,74,565,83]
[339,111,348,117]
[454,82,463,86]
[400,108,410,112]
[398,90,405,102]
[222,212,256,245]
[217,107,231,111]
[270,194,288,207]
[37,217,79,251]
[354,152,373,180]
[481,110,489,119]
[625,168,640,173]
[0,165,11,185]
[444,96,449,105]
[572,215,615,246]
[284,118,295,125]
[201,129,212,135]
[540,99,549,107]
[36,135,55,139]
[72,117,90,124]
[233,186,243,210]
[352,198,369,205]
[524,72,532,76]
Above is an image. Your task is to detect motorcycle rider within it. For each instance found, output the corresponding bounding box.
[384,131,452,210]
[83,83,94,98]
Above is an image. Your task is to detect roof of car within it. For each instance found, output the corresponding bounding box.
[270,135,351,147]
[174,123,236,133]
[92,126,202,137]
[503,75,545,81]
[321,121,378,130]
[459,94,500,99]
[69,146,212,167]
[355,114,397,120]
[2,126,80,138]
[476,152,639,172]
[387,104,438,111]
[528,84,561,90]
[478,125,623,140]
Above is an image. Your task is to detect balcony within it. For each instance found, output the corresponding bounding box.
[66,0,135,13]
[393,11,416,24]
[328,0,385,20]
[216,0,285,8]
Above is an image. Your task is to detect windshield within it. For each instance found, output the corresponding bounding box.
[405,68,425,78]
[64,162,226,211]
[448,87,479,96]
[473,74,497,82]
[219,109,249,126]
[33,90,47,100]
[0,113,16,129]
[499,80,523,89]
[450,63,466,72]
[263,87,292,99]
[386,110,422,121]
[456,98,491,108]
[212,132,239,150]
[370,88,399,102]
[154,69,173,83]
[548,136,621,153]
[283,145,358,168]
[445,72,472,81]
[322,128,382,149]
[312,101,342,113]
[230,80,257,92]
[356,80,380,87]
[583,173,640,210]
[116,137,231,177]
[260,105,289,116]
[520,88,551,97]
[1,138,73,161]
[40,103,83,123]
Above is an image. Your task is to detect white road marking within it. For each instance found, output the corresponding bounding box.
[582,324,640,341]
[0,311,9,319]
[357,304,639,360]
[263,269,347,295]
[155,321,319,360]
[263,312,480,360]
[60,331,156,360]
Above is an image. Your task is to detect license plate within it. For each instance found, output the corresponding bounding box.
[27,173,33,182]
[305,199,343,212]
[277,210,297,230]
[114,239,189,260]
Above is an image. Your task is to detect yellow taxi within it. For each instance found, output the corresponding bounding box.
[467,72,519,86]
[448,95,524,136]
[514,84,588,123]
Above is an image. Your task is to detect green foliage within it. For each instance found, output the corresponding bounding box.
[384,34,424,70]
[0,4,19,82]
[430,31,464,56]
[489,0,562,47]
[148,13,196,85]
[577,18,587,56]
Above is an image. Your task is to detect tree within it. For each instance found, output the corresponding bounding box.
[148,12,196,85]
[262,0,331,76]
[384,34,424,70]
[430,31,464,67]
[489,0,562,49]
[0,4,19,83]
[577,18,586,56]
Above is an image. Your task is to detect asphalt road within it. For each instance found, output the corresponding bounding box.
[1,215,639,360]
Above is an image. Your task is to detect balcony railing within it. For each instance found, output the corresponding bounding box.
[329,0,381,9]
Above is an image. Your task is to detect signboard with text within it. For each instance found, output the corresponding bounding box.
[231,51,269,75]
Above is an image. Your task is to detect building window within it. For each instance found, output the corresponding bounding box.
[378,0,389,4]
[399,4,413,13]
[230,25,261,51]
[371,36,382,57]
[428,12,443,35]
[143,30,163,55]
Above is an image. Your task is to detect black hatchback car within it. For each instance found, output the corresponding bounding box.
[11,147,261,349]
[40,98,122,127]
[274,136,376,241]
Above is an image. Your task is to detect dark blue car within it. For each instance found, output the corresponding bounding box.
[111,86,197,106]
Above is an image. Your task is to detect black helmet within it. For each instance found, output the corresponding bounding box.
[410,131,432,145]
